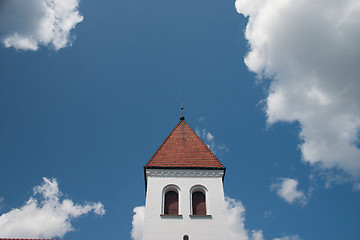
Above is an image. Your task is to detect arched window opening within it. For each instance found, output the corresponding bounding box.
[183,235,189,240]
[192,191,206,215]
[164,190,178,214]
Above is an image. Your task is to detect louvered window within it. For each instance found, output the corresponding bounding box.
[192,191,206,215]
[164,191,178,214]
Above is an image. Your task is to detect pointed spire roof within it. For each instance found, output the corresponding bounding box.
[145,119,225,169]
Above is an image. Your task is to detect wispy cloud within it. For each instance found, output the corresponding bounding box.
[236,0,360,183]
[271,178,312,206]
[263,210,272,218]
[353,182,360,192]
[0,0,83,51]
[273,235,302,240]
[0,196,4,210]
[0,177,105,239]
[198,116,207,123]
[195,128,229,154]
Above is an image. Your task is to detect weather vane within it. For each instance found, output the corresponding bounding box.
[180,91,185,120]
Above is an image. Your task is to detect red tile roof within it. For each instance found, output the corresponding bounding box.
[145,119,225,169]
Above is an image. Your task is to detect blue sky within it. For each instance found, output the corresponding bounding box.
[0,0,359,239]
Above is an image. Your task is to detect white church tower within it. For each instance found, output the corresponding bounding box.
[143,116,228,240]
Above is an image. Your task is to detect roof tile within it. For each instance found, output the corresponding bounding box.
[145,120,225,169]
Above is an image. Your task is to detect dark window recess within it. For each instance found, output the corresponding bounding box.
[183,235,189,240]
[192,191,206,215]
[164,191,178,214]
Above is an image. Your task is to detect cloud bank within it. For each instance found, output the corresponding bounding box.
[235,0,360,182]
[0,0,83,51]
[271,178,311,206]
[0,177,105,238]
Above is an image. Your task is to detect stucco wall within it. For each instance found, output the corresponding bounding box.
[143,169,228,240]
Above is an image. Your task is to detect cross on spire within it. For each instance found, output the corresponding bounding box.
[180,92,185,120]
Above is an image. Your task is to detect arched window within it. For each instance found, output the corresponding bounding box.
[164,190,178,214]
[192,191,206,215]
[183,235,189,240]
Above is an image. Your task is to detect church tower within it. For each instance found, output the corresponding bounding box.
[143,116,228,240]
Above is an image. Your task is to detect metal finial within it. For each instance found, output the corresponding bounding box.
[180,92,185,120]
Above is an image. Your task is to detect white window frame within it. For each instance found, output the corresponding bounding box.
[161,184,181,215]
[189,184,208,215]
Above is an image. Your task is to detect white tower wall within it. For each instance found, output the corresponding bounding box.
[143,169,228,240]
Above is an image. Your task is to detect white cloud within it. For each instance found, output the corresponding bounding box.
[226,197,264,240]
[227,197,301,240]
[235,0,360,182]
[196,128,229,154]
[130,206,145,240]
[273,235,302,240]
[0,0,83,51]
[271,178,311,206]
[0,177,105,239]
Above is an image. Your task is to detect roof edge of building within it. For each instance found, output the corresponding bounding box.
[144,166,226,191]
[144,166,226,170]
